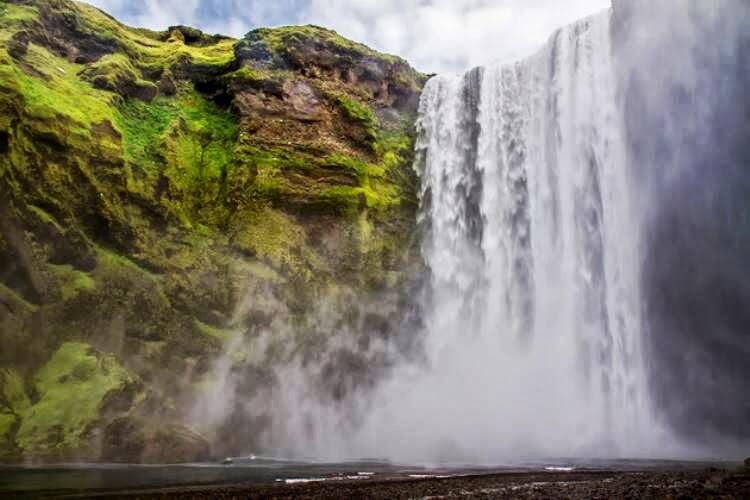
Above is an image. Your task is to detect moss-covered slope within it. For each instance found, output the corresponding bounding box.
[0,0,426,462]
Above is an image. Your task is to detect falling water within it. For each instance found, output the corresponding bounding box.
[350,8,675,463]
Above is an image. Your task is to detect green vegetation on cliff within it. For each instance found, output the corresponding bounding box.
[337,95,379,139]
[0,0,426,463]
[249,25,402,64]
[15,343,135,457]
[0,369,29,452]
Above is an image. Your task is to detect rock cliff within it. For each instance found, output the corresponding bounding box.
[0,0,427,462]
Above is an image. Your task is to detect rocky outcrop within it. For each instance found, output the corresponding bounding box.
[0,0,426,462]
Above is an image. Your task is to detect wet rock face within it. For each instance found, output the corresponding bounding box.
[235,26,426,113]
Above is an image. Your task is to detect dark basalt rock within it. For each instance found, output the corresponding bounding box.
[7,30,30,59]
[167,25,231,47]
[234,34,277,69]
[157,70,178,96]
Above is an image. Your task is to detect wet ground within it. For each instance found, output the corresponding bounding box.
[89,469,750,499]
[1,459,748,499]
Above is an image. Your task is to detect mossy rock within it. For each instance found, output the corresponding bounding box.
[15,342,136,458]
[0,0,426,463]
[0,412,17,450]
[237,25,405,69]
[336,94,378,139]
[79,53,157,101]
[0,370,27,457]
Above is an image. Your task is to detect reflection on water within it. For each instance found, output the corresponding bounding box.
[1,457,398,495]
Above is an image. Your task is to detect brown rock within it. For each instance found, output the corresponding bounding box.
[7,30,30,59]
[283,80,326,122]
[158,70,178,96]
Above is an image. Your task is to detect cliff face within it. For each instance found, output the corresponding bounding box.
[0,0,427,462]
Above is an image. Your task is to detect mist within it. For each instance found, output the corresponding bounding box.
[617,0,750,452]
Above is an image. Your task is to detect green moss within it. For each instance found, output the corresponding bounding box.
[225,66,264,82]
[16,342,133,455]
[321,152,402,210]
[171,89,238,180]
[95,245,154,277]
[320,186,365,210]
[251,25,403,65]
[326,152,369,180]
[193,319,236,343]
[222,66,288,87]
[337,95,378,139]
[1,369,31,415]
[241,145,312,172]
[116,85,238,201]
[375,127,414,171]
[0,3,38,25]
[78,52,152,95]
[233,134,406,210]
[370,121,419,207]
[0,0,422,462]
[0,412,15,442]
[230,206,324,280]
[72,2,160,45]
[115,96,179,170]
[146,36,235,69]
[4,43,118,151]
[0,368,29,446]
[237,145,316,200]
[48,264,96,301]
[232,207,306,267]
[66,2,235,71]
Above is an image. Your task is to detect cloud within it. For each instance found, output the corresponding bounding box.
[84,0,612,73]
[303,0,613,73]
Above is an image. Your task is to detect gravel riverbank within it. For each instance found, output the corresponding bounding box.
[53,467,750,499]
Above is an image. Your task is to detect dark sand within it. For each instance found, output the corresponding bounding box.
[48,468,750,499]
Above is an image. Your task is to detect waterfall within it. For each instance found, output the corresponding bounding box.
[352,8,676,462]
[254,1,749,462]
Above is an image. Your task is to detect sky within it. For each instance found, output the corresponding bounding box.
[85,0,612,74]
